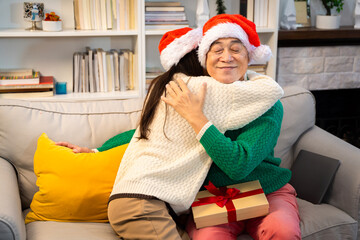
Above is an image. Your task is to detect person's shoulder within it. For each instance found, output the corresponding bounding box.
[268,100,284,116]
[187,75,217,86]
[263,100,283,118]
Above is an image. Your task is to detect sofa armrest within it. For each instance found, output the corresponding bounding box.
[294,126,360,222]
[0,157,26,240]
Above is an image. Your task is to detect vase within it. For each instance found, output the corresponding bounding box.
[196,0,209,28]
[355,0,360,29]
[316,15,340,29]
[42,20,62,32]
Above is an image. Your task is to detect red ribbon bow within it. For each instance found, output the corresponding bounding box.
[192,181,264,223]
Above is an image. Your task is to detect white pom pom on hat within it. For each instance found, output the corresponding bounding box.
[159,27,202,71]
[198,14,272,67]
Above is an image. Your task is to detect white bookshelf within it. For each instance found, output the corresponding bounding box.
[0,0,279,101]
[145,0,280,81]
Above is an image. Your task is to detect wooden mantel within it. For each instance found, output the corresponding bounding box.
[278,26,360,47]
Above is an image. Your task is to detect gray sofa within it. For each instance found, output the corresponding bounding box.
[0,86,359,240]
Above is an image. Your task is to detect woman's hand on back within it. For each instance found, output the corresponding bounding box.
[55,141,94,153]
[161,78,209,134]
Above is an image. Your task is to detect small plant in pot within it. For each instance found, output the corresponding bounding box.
[316,0,344,29]
[42,12,62,32]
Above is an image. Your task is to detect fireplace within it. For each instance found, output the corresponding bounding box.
[311,88,360,148]
[277,27,360,148]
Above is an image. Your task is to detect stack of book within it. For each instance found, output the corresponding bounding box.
[0,69,54,99]
[248,64,267,75]
[73,0,136,31]
[145,66,164,92]
[73,47,135,93]
[145,1,189,30]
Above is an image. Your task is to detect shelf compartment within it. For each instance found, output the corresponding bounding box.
[0,29,139,37]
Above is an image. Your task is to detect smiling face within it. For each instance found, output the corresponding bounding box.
[205,38,249,84]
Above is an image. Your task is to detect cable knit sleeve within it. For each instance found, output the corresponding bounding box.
[97,129,135,152]
[199,101,283,180]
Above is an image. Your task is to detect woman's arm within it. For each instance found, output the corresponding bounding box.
[200,101,283,180]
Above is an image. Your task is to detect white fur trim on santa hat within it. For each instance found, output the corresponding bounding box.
[160,28,202,71]
[198,22,272,66]
[251,44,272,64]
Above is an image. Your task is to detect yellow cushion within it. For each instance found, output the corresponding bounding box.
[25,133,128,224]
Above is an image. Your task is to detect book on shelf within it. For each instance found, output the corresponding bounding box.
[83,0,92,30]
[90,0,97,30]
[93,52,100,91]
[0,76,54,93]
[118,51,126,91]
[106,52,115,92]
[73,52,81,92]
[80,54,86,92]
[145,6,185,12]
[145,15,187,21]
[73,0,81,30]
[255,0,268,27]
[145,21,189,25]
[145,1,188,30]
[239,0,254,22]
[110,49,120,91]
[128,50,135,90]
[248,64,267,75]
[253,0,268,27]
[106,0,113,29]
[122,49,131,90]
[85,54,90,92]
[73,47,134,93]
[100,0,107,30]
[0,91,54,99]
[86,47,95,93]
[145,24,189,30]
[145,12,186,18]
[0,76,54,99]
[145,1,182,7]
[0,71,40,85]
[145,67,164,92]
[96,49,105,92]
[0,68,33,78]
[73,0,135,31]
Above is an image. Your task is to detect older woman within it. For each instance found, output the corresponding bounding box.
[164,14,301,240]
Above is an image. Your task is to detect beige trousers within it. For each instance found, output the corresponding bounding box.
[108,197,190,240]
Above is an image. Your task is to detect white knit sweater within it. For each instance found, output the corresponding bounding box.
[110,72,284,214]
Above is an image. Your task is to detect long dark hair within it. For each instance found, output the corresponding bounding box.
[139,49,204,140]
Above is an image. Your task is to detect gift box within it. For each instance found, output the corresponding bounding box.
[191,180,269,229]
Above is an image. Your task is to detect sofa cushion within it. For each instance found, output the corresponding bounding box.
[0,98,143,209]
[297,198,357,239]
[25,221,118,240]
[275,86,316,169]
[25,133,128,224]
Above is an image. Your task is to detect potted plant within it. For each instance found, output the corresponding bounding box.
[42,12,62,32]
[316,0,344,29]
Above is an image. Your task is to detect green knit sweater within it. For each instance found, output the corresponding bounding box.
[97,100,291,194]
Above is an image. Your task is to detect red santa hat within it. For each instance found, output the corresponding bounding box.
[198,14,272,67]
[159,27,202,71]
